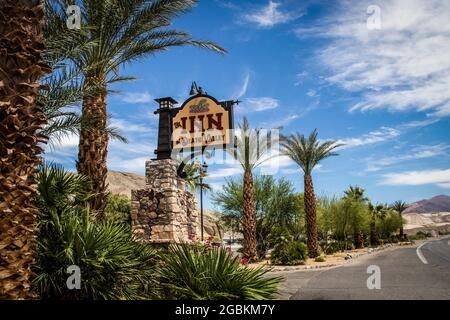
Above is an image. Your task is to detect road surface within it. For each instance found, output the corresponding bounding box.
[275,237,450,300]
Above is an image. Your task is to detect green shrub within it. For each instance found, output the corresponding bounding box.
[339,240,355,251]
[271,241,308,265]
[159,243,282,300]
[35,208,159,299]
[409,231,433,240]
[389,235,399,243]
[323,242,341,255]
[314,256,326,262]
[105,194,132,224]
[35,164,159,300]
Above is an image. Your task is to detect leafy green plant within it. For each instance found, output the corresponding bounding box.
[36,163,92,215]
[35,208,159,299]
[159,243,282,300]
[409,231,433,240]
[213,175,302,259]
[105,194,132,224]
[314,256,326,262]
[270,233,308,266]
[35,165,159,299]
[323,242,341,255]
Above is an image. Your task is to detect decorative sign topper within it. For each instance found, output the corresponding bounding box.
[171,94,232,150]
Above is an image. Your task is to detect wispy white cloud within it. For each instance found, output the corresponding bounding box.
[49,133,79,149]
[121,91,152,104]
[110,118,152,134]
[239,97,279,112]
[366,144,450,172]
[243,1,302,28]
[380,168,450,188]
[398,118,440,129]
[294,71,308,86]
[266,114,299,128]
[306,89,318,97]
[108,156,148,174]
[336,127,401,150]
[236,70,250,98]
[299,0,450,116]
[335,117,439,150]
[208,166,242,179]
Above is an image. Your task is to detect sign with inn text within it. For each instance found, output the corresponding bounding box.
[171,95,231,150]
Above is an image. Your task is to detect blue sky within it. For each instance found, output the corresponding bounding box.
[46,0,450,208]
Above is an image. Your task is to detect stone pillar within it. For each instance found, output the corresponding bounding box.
[131,158,198,244]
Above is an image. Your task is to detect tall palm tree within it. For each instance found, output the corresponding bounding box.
[282,129,342,258]
[343,185,368,249]
[368,202,386,246]
[46,0,226,217]
[229,117,280,261]
[0,0,51,299]
[391,200,408,239]
[344,185,368,203]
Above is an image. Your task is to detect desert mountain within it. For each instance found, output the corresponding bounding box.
[402,195,450,235]
[404,195,450,214]
[106,170,224,238]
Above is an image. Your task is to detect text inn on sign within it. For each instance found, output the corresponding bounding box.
[154,82,237,160]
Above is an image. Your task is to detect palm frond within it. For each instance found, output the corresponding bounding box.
[281,129,343,174]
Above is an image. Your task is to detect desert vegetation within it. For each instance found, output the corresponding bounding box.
[214,179,405,265]
[0,0,411,300]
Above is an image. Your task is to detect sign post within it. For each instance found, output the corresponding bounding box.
[132,83,236,244]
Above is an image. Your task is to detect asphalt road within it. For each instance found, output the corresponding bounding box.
[276,237,450,300]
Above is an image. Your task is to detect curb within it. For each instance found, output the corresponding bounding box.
[264,242,413,272]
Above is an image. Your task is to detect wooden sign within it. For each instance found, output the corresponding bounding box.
[171,95,233,150]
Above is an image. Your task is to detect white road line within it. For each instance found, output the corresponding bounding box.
[416,242,429,265]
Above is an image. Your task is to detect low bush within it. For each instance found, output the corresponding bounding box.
[323,242,341,255]
[35,208,159,299]
[314,256,326,262]
[271,240,308,265]
[105,194,132,224]
[159,243,282,300]
[35,165,159,300]
[389,235,399,243]
[409,231,433,240]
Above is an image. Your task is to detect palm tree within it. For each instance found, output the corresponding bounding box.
[182,161,211,192]
[229,117,281,261]
[282,129,342,258]
[0,0,51,299]
[368,203,387,246]
[343,185,368,249]
[46,0,226,217]
[391,200,408,239]
[344,186,368,203]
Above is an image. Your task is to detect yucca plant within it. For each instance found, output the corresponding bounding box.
[34,165,159,300]
[159,243,282,300]
[35,208,159,299]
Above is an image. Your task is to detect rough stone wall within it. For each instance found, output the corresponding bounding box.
[131,159,198,243]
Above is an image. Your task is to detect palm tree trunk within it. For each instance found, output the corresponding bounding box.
[77,79,108,219]
[354,230,364,249]
[370,219,378,246]
[242,169,258,261]
[399,213,404,239]
[0,0,50,299]
[304,174,319,258]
